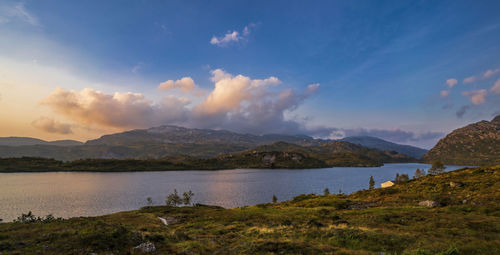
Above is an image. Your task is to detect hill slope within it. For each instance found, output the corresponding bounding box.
[340,136,428,159]
[423,115,500,165]
[0,165,498,254]
[0,137,83,146]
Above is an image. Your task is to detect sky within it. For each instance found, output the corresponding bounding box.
[0,0,499,149]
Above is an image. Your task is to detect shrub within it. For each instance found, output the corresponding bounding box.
[429,161,446,175]
[166,189,182,206]
[182,190,194,205]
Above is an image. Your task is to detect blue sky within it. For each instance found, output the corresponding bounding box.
[0,0,499,148]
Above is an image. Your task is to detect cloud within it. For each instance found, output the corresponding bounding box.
[42,70,318,135]
[192,69,317,134]
[210,23,256,47]
[131,62,143,73]
[456,105,471,118]
[336,128,443,144]
[483,68,500,79]
[440,90,450,98]
[491,78,500,95]
[462,89,487,105]
[0,2,39,26]
[158,77,199,93]
[31,117,72,134]
[446,78,458,88]
[442,102,454,110]
[41,87,189,129]
[462,76,477,84]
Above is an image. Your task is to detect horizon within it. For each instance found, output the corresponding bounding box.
[1,0,500,149]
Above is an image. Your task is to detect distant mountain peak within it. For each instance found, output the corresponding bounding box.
[339,136,428,159]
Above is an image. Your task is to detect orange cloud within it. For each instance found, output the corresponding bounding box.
[31,116,72,134]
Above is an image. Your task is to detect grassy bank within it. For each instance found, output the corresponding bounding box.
[0,165,498,254]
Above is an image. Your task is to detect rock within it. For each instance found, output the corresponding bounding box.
[133,242,156,253]
[449,181,463,187]
[418,200,439,208]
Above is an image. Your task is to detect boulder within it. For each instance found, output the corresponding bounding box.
[449,181,463,187]
[418,200,439,208]
[133,242,156,253]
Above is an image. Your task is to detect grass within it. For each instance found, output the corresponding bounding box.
[0,165,498,254]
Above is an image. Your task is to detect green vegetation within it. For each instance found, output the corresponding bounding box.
[429,161,446,175]
[369,176,375,189]
[1,165,498,254]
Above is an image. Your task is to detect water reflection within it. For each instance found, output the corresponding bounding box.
[0,163,466,221]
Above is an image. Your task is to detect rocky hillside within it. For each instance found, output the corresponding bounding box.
[340,136,428,159]
[86,125,325,147]
[423,115,500,165]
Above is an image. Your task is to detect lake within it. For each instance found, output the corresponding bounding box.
[0,163,466,222]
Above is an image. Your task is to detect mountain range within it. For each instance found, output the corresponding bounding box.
[340,136,428,159]
[0,126,422,165]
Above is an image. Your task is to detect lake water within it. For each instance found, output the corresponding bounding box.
[0,163,466,222]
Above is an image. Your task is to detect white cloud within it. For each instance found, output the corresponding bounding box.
[210,23,256,47]
[42,70,319,135]
[31,117,72,134]
[158,77,199,93]
[446,78,458,88]
[0,2,39,26]
[462,89,487,105]
[440,90,450,98]
[41,87,189,129]
[462,76,476,84]
[484,68,500,79]
[491,78,500,95]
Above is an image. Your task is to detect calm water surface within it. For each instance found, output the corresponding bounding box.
[0,163,466,221]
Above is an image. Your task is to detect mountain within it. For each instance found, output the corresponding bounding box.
[0,137,83,146]
[340,136,428,159]
[86,125,324,147]
[0,126,416,165]
[422,115,500,165]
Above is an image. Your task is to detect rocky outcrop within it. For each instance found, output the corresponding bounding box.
[133,242,156,253]
[423,115,500,165]
[418,200,439,208]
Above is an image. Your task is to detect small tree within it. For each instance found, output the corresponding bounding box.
[428,161,446,176]
[369,176,375,189]
[323,188,330,196]
[146,197,153,206]
[395,173,400,183]
[182,190,194,205]
[272,194,278,203]
[413,168,425,179]
[166,189,182,206]
[398,174,409,183]
[338,189,343,195]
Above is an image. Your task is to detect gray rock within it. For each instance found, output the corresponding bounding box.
[449,181,463,187]
[418,200,439,207]
[133,242,156,253]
